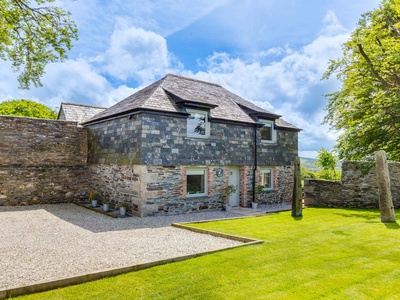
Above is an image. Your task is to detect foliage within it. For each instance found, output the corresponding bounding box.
[0,99,57,119]
[253,185,264,203]
[221,185,237,204]
[323,0,400,161]
[88,191,98,202]
[315,169,342,181]
[313,148,341,180]
[20,208,400,299]
[300,165,317,179]
[0,0,78,89]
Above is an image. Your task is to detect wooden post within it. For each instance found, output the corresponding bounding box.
[375,150,396,222]
[292,157,302,217]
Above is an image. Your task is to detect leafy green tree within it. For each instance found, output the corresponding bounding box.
[323,0,400,161]
[0,99,57,119]
[0,0,78,89]
[315,149,341,180]
[300,165,317,180]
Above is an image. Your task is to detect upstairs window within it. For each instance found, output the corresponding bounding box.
[260,120,276,143]
[187,109,209,138]
[260,168,273,190]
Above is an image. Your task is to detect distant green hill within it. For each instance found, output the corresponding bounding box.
[300,157,319,171]
[300,157,342,171]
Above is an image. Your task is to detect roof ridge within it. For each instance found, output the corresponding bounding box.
[61,102,107,109]
[166,74,222,87]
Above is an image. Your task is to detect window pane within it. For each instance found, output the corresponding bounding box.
[187,174,205,194]
[261,169,272,189]
[261,126,272,141]
[187,112,206,136]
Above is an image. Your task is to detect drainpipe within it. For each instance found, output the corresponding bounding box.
[252,124,258,204]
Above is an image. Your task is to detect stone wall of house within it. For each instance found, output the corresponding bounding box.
[0,116,89,205]
[258,130,298,166]
[256,165,294,206]
[86,114,142,165]
[88,164,229,216]
[304,161,400,208]
[140,113,297,166]
[86,112,298,167]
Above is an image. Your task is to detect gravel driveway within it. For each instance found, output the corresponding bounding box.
[0,204,244,289]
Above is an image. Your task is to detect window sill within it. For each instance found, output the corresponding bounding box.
[186,135,209,139]
[185,195,209,200]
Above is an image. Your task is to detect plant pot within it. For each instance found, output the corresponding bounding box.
[103,203,109,212]
[251,202,258,209]
[91,200,98,207]
[119,207,126,216]
[223,204,232,213]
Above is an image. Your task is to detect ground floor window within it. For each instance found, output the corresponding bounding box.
[260,168,274,190]
[186,168,207,196]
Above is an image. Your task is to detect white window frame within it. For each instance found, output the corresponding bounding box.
[260,120,277,143]
[260,168,274,191]
[186,109,210,138]
[186,168,208,197]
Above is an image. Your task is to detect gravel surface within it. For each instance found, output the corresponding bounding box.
[0,204,245,289]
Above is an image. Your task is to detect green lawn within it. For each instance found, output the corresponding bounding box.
[15,208,400,299]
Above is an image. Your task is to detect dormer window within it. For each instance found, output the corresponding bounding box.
[187,109,209,138]
[260,120,276,143]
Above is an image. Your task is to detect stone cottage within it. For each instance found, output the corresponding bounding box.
[82,74,300,216]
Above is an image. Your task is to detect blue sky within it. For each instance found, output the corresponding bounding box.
[0,0,382,158]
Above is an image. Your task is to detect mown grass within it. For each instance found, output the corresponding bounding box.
[14,208,400,299]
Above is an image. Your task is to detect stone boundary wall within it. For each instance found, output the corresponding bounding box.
[0,116,87,167]
[304,161,400,209]
[0,116,89,205]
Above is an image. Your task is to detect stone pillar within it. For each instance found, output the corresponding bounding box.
[375,150,396,222]
[291,157,302,217]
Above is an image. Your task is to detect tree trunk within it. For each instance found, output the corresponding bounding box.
[292,157,302,217]
[375,150,396,222]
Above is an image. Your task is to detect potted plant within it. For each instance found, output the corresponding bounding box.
[252,185,264,209]
[222,184,237,213]
[102,199,110,212]
[88,190,98,207]
[119,202,128,216]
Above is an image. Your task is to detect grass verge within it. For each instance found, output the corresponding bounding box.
[13,208,400,299]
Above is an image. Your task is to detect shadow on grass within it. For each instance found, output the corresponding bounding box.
[291,215,303,221]
[332,208,381,223]
[331,208,400,228]
[384,221,400,230]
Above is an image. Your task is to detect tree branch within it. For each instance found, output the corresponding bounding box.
[357,43,393,88]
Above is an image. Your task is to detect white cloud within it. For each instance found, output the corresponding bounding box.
[96,23,183,84]
[185,11,349,153]
[0,59,136,109]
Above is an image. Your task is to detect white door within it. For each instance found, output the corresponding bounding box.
[228,166,240,206]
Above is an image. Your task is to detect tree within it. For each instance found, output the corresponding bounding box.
[300,165,316,180]
[323,0,400,161]
[0,99,57,119]
[0,0,77,89]
[315,148,341,180]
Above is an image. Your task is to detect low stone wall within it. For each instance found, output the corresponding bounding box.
[0,116,88,206]
[0,167,89,205]
[304,161,400,208]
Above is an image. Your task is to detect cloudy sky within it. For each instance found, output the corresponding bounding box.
[0,0,382,158]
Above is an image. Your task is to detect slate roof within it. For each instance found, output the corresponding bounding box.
[58,102,107,125]
[84,74,300,131]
